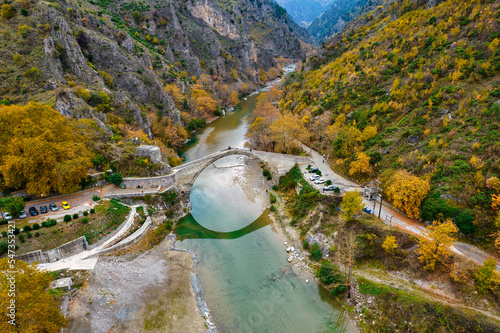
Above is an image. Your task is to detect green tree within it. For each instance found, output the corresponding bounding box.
[340,190,364,221]
[311,243,322,261]
[0,258,68,332]
[474,258,500,295]
[107,172,123,185]
[0,197,26,218]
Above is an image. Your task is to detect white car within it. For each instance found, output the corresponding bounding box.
[310,175,320,181]
[2,212,12,220]
[19,211,27,219]
[315,178,326,184]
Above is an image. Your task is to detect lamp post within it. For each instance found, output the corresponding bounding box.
[378,189,383,219]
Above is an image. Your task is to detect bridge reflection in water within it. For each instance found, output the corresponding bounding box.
[174,209,271,241]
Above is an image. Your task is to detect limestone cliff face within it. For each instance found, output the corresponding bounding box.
[0,0,307,140]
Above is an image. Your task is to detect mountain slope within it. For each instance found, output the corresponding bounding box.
[249,0,500,252]
[274,0,336,27]
[0,0,307,169]
[307,0,373,43]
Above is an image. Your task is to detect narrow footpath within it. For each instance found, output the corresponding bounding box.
[302,144,500,271]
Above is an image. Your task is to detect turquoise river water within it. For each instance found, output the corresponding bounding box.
[175,92,357,333]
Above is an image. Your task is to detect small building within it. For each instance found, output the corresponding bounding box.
[52,277,72,291]
[136,145,162,164]
[363,187,380,200]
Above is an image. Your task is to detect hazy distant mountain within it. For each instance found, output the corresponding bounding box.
[307,0,371,42]
[274,0,337,27]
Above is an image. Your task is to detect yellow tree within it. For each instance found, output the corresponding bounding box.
[0,259,68,332]
[340,190,364,221]
[382,236,398,254]
[418,219,458,271]
[268,114,305,154]
[231,91,238,106]
[349,152,373,181]
[0,102,92,195]
[384,170,430,219]
[492,194,500,210]
[164,84,183,106]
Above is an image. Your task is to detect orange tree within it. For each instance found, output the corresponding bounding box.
[0,259,68,332]
[418,219,458,271]
[0,102,92,196]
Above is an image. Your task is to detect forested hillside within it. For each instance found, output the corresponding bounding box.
[274,0,336,27]
[247,0,500,254]
[0,0,307,194]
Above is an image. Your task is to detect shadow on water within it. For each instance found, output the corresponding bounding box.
[174,208,271,241]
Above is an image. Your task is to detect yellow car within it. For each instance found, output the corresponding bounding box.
[61,201,71,210]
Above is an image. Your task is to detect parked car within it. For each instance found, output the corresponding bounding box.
[309,167,319,173]
[49,203,58,212]
[323,185,338,191]
[310,175,320,181]
[29,207,39,216]
[18,211,27,219]
[61,201,70,210]
[2,212,12,220]
[314,178,326,184]
[40,205,48,214]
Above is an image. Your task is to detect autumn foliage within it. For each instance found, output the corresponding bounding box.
[0,102,92,195]
[383,170,430,219]
[0,259,68,332]
[418,219,458,271]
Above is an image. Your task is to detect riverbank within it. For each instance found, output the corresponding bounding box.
[67,237,206,333]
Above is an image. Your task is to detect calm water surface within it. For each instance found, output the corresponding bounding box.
[175,89,357,333]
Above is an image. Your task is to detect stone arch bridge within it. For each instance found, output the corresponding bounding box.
[119,148,312,197]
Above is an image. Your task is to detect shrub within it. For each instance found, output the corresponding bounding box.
[81,217,89,224]
[1,4,15,20]
[315,170,322,176]
[270,205,276,212]
[17,24,33,38]
[98,70,114,87]
[311,243,322,261]
[63,215,72,222]
[24,67,41,79]
[290,219,297,226]
[13,228,20,235]
[35,232,40,237]
[73,213,79,219]
[0,219,7,226]
[92,195,101,201]
[269,193,277,204]
[83,210,89,216]
[262,169,272,180]
[455,211,476,235]
[106,172,123,185]
[420,191,460,221]
[1,231,7,237]
[20,8,28,16]
[32,223,40,230]
[90,208,95,214]
[26,231,32,238]
[303,240,309,250]
[0,241,7,254]
[272,185,278,191]
[23,225,32,232]
[326,180,332,185]
[18,234,24,243]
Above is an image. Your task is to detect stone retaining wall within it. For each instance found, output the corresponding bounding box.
[17,236,88,264]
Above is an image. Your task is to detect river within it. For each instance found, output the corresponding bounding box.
[175,80,357,332]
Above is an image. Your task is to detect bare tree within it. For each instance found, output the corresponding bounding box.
[336,228,359,299]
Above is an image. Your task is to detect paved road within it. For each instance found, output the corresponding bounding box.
[302,144,500,272]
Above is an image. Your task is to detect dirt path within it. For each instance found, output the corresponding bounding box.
[67,238,206,333]
[302,144,500,272]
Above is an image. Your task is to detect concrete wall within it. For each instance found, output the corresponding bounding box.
[122,174,175,189]
[17,236,88,264]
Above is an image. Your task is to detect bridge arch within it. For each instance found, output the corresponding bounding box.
[173,148,279,194]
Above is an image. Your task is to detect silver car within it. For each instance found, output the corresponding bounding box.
[315,178,326,184]
[310,175,320,181]
[49,203,58,212]
[19,211,27,219]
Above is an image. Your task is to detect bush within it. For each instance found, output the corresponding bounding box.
[1,231,7,237]
[92,195,101,202]
[269,193,277,204]
[42,219,57,227]
[290,219,297,226]
[263,169,272,180]
[270,205,276,212]
[326,180,332,185]
[72,213,79,219]
[24,67,41,79]
[315,170,322,176]
[303,240,309,250]
[18,234,24,243]
[455,211,476,235]
[63,215,72,222]
[106,172,123,185]
[0,219,7,226]
[23,225,32,232]
[35,232,40,237]
[81,217,89,224]
[90,208,95,214]
[0,241,7,254]
[311,243,322,261]
[32,223,40,230]
[13,228,20,235]
[272,185,278,191]
[420,191,459,222]
[83,210,89,216]
[1,4,15,20]
[318,261,346,296]
[26,231,32,238]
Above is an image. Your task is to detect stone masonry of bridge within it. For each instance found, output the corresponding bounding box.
[113,148,312,197]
